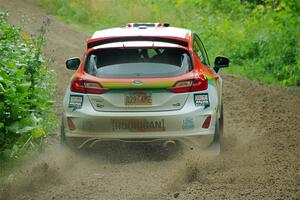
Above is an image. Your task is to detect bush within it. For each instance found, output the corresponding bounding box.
[0,12,56,161]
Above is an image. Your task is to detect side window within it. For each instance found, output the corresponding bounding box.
[193,39,204,63]
[85,54,97,75]
[193,34,210,66]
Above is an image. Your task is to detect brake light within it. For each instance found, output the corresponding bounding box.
[70,78,108,94]
[169,75,208,93]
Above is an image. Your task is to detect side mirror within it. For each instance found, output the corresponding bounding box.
[66,57,80,70]
[213,56,229,73]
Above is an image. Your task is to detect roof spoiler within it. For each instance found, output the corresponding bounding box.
[87,36,188,49]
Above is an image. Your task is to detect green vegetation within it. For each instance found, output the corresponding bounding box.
[0,12,56,165]
[35,0,299,86]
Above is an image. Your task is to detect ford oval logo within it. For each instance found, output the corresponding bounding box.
[132,80,143,85]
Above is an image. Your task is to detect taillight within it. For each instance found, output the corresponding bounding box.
[169,75,208,93]
[70,78,108,94]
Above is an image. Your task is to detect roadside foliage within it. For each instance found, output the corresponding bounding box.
[36,0,299,86]
[0,12,56,161]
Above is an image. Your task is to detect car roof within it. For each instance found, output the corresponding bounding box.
[91,26,192,41]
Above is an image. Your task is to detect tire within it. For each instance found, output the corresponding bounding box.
[60,117,67,146]
[212,101,224,153]
[219,102,224,139]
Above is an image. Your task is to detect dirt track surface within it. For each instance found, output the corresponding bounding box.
[0,0,300,199]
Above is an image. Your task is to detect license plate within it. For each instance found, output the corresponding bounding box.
[125,92,152,105]
[112,119,165,132]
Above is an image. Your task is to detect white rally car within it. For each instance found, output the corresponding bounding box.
[61,23,229,152]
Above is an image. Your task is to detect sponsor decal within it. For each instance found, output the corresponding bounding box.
[68,95,83,109]
[182,117,195,129]
[194,93,210,108]
[112,119,165,132]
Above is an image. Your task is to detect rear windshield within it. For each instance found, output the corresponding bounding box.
[84,47,193,78]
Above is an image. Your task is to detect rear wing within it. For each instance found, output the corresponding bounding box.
[87,36,189,49]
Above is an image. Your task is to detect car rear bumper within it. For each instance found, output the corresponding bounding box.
[62,87,219,149]
[63,133,214,149]
[62,108,216,148]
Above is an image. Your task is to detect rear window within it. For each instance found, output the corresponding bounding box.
[84,47,193,78]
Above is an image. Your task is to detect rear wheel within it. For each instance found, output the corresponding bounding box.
[219,102,224,140]
[212,101,224,153]
[60,117,66,145]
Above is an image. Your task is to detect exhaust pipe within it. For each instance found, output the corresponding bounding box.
[163,140,177,151]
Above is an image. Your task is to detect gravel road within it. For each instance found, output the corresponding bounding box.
[0,0,299,199]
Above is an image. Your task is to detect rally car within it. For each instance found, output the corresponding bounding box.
[61,23,229,152]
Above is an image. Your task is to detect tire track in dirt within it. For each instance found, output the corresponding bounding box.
[0,1,299,199]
